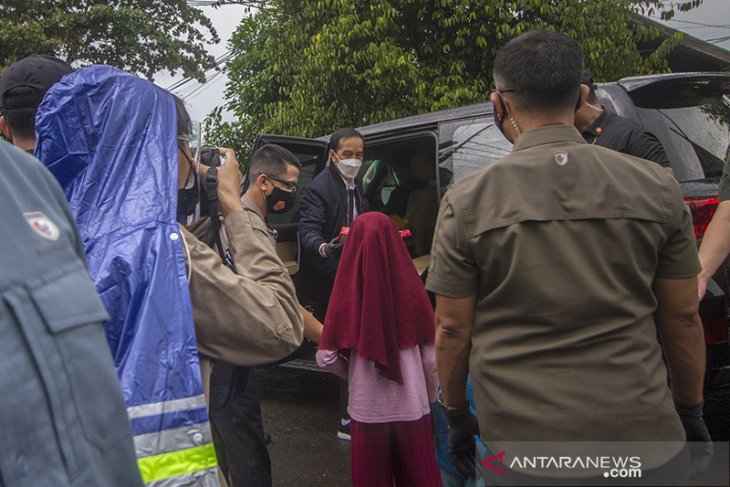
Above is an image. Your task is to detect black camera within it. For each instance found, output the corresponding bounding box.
[200,146,222,167]
[198,146,221,218]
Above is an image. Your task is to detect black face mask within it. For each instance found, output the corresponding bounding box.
[493,92,510,141]
[266,185,296,214]
[177,177,199,223]
[177,147,200,224]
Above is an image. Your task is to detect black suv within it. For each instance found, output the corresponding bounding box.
[254,72,730,440]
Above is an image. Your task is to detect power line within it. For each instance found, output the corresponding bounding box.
[186,0,264,7]
[183,72,228,102]
[646,15,730,30]
[706,35,730,44]
[176,68,224,98]
[164,49,234,93]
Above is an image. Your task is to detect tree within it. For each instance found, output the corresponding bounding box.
[206,0,699,158]
[0,0,221,81]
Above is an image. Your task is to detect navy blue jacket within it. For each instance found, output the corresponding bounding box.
[299,163,366,285]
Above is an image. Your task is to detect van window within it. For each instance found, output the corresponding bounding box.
[361,134,439,258]
[362,159,398,208]
[636,97,730,181]
[442,122,512,183]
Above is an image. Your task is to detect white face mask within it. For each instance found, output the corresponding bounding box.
[335,154,362,179]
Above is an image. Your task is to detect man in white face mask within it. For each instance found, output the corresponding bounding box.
[299,127,367,439]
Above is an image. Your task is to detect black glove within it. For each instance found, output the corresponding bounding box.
[322,237,343,258]
[444,408,480,478]
[676,401,713,479]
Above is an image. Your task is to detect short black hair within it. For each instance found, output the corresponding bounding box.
[173,95,192,136]
[329,127,363,152]
[1,86,37,139]
[493,30,584,113]
[250,144,301,178]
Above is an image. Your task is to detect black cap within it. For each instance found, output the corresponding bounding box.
[0,54,73,110]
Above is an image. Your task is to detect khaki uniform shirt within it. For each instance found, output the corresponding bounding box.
[427,125,699,469]
[179,206,303,368]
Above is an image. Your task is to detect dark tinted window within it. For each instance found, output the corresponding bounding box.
[626,76,730,182]
[636,97,729,181]
[439,121,512,186]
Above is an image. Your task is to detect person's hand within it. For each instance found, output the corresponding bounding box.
[319,236,343,258]
[697,274,709,301]
[676,401,713,479]
[445,409,479,478]
[199,147,243,216]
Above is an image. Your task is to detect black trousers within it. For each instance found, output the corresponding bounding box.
[310,276,350,422]
[209,365,271,487]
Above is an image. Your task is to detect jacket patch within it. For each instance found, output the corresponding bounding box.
[554,151,569,166]
[24,211,61,241]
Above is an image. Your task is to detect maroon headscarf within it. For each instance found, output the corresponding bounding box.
[320,212,435,384]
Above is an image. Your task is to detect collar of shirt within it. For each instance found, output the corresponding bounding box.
[241,194,265,221]
[582,110,609,139]
[512,124,587,152]
[339,172,356,190]
[240,193,278,242]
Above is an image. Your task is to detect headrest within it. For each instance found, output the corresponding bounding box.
[410,152,435,181]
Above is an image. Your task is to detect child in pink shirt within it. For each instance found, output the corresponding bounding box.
[317,212,442,487]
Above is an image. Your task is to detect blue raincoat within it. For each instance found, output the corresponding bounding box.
[35,66,218,486]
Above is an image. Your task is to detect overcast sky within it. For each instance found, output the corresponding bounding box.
[659,0,730,50]
[153,0,730,136]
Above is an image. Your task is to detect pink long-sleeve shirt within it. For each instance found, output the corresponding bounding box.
[316,344,438,423]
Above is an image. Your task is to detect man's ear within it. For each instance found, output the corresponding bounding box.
[490,91,506,119]
[0,116,13,142]
[256,173,269,191]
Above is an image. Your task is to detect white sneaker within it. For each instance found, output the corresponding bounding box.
[337,418,351,441]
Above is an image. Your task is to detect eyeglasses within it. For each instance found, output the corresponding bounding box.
[266,173,298,193]
[178,134,199,143]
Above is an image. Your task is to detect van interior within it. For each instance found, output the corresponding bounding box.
[361,134,445,274]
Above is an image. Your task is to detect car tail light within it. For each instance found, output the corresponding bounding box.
[685,196,719,240]
[699,282,729,345]
[702,316,730,344]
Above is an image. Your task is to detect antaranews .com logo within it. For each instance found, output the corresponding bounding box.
[483,451,643,479]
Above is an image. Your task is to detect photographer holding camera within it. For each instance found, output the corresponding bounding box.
[34,67,307,486]
[178,111,318,486]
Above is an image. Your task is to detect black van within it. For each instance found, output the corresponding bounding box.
[254,101,513,279]
[255,72,730,439]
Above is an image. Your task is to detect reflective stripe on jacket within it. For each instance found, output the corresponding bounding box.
[35,66,219,486]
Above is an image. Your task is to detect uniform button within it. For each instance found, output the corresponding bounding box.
[192,432,204,444]
[16,454,27,475]
[275,324,285,336]
[170,232,180,241]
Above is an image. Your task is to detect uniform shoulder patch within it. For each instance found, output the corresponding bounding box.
[554,151,569,166]
[24,211,61,241]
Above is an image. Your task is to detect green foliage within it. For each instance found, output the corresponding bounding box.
[0,0,220,81]
[207,0,694,158]
[641,0,703,21]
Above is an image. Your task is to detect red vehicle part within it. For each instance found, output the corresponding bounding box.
[685,196,729,345]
